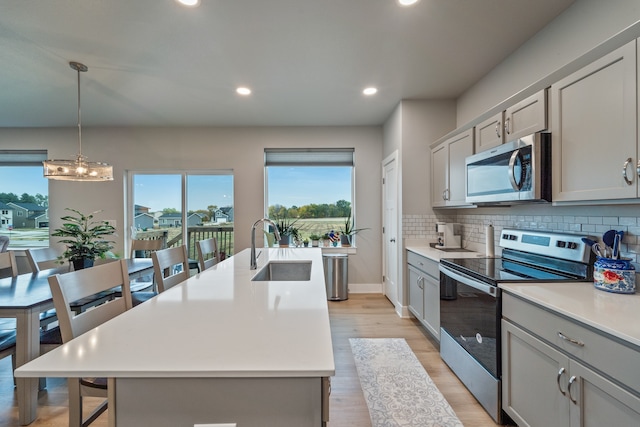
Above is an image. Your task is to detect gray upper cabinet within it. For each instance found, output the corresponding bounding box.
[431,128,474,208]
[474,90,547,153]
[551,40,637,202]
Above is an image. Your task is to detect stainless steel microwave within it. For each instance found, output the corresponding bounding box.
[465,132,551,204]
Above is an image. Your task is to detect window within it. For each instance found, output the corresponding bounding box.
[128,171,234,260]
[0,150,49,248]
[264,148,354,245]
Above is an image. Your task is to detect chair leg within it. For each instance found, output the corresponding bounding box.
[68,378,83,427]
[82,400,108,427]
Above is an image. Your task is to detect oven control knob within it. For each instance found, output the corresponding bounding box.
[567,242,577,249]
[557,241,566,248]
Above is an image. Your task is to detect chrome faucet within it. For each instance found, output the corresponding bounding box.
[250,218,281,270]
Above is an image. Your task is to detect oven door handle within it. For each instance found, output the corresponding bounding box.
[439,265,497,297]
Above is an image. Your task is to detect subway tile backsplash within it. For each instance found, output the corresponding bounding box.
[403,212,640,266]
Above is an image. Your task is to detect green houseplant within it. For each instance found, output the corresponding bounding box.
[52,208,117,270]
[339,212,368,247]
[273,216,300,247]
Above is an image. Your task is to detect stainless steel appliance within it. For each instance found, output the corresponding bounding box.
[435,222,462,249]
[465,132,551,205]
[439,229,594,424]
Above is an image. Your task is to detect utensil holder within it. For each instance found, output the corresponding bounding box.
[593,256,636,294]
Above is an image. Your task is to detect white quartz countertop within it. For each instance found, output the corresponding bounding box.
[406,244,486,262]
[16,248,335,378]
[500,282,640,348]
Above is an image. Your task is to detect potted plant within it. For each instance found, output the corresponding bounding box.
[339,212,368,247]
[322,233,331,247]
[309,234,321,247]
[302,238,309,247]
[273,216,300,247]
[52,208,117,270]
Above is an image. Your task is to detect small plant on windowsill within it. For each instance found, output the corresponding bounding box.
[309,234,322,247]
[339,211,368,247]
[273,215,300,247]
[52,208,117,270]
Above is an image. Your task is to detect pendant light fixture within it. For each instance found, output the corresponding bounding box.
[43,61,113,181]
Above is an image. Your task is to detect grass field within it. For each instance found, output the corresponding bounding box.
[292,218,347,240]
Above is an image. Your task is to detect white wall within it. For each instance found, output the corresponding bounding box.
[457,0,640,124]
[2,126,383,285]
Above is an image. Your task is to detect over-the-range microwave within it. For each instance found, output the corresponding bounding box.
[465,132,551,205]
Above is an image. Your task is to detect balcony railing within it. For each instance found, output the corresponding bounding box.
[136,226,234,261]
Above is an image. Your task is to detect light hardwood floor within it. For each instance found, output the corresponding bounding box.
[0,293,503,426]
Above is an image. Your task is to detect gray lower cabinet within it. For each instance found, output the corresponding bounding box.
[502,293,640,427]
[407,251,440,340]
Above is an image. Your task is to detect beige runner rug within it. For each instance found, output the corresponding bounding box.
[350,338,463,427]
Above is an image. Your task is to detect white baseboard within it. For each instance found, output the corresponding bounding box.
[348,283,382,293]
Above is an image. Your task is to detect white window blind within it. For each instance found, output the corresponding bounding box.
[264,148,354,166]
[0,150,47,166]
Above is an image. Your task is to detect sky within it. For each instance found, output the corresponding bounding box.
[2,166,352,213]
[0,167,48,197]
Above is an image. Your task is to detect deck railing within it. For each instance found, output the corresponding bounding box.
[162,225,234,260]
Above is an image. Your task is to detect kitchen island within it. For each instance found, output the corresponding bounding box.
[15,248,335,427]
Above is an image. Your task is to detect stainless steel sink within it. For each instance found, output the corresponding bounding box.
[251,260,312,281]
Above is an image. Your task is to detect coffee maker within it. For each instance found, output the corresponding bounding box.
[436,222,462,249]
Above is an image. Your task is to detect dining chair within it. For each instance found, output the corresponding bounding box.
[196,237,220,271]
[129,238,164,258]
[128,238,165,306]
[152,245,191,293]
[48,259,133,427]
[0,250,19,278]
[0,329,16,385]
[0,236,9,252]
[26,247,66,273]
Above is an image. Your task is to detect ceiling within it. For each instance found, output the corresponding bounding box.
[1,0,575,128]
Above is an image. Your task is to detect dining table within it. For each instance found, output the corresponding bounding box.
[0,257,154,425]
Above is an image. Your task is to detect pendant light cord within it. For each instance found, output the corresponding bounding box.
[76,64,82,158]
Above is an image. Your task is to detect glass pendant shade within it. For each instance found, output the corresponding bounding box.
[44,61,113,181]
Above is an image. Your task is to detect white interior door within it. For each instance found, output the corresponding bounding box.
[382,153,399,309]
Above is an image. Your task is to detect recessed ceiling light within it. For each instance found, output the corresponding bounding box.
[398,0,419,6]
[236,87,252,96]
[363,87,378,96]
[176,0,200,7]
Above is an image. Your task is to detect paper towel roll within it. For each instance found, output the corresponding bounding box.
[485,224,495,257]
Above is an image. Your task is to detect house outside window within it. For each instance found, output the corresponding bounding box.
[128,171,234,260]
[0,150,49,248]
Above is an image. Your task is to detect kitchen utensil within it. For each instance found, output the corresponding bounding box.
[582,237,603,257]
[603,230,616,250]
[612,230,625,260]
[612,234,620,259]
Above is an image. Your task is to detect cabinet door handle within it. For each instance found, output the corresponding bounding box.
[443,188,450,201]
[567,375,578,404]
[495,121,502,139]
[557,367,567,395]
[504,117,511,135]
[557,331,585,347]
[623,157,633,186]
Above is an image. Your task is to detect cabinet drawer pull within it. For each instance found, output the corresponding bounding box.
[495,121,502,138]
[557,367,567,395]
[504,117,511,135]
[557,331,584,347]
[623,157,633,185]
[567,375,578,404]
